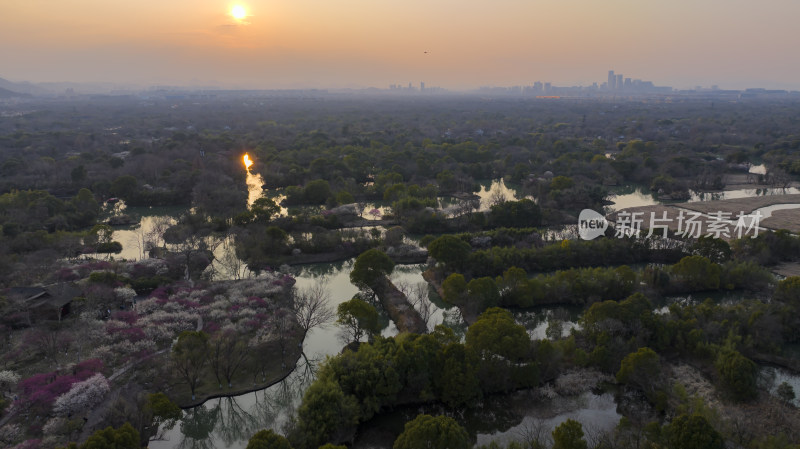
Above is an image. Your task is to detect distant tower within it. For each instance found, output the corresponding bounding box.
[608,70,616,90]
[616,74,623,90]
[624,78,632,89]
[420,82,425,92]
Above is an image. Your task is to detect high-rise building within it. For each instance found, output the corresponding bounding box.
[624,78,632,89]
[420,82,425,91]
[608,70,615,90]
[616,74,623,90]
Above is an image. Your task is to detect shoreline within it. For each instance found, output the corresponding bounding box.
[174,349,303,409]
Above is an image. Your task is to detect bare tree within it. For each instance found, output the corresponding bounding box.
[268,308,297,372]
[27,327,72,367]
[583,422,616,449]
[489,189,507,206]
[293,282,335,341]
[398,281,436,330]
[145,216,175,251]
[453,198,480,219]
[768,168,793,189]
[128,225,148,261]
[212,237,251,280]
[208,330,250,388]
[515,417,551,449]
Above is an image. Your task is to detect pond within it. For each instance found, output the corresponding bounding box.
[514,306,583,340]
[438,179,531,216]
[351,389,620,448]
[82,203,185,261]
[761,365,800,408]
[473,391,620,447]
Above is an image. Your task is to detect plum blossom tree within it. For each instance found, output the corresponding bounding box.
[0,370,20,393]
[172,331,209,400]
[18,359,103,414]
[52,373,110,417]
[208,330,250,388]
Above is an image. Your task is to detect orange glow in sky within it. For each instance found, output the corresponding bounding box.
[2,0,800,90]
[231,5,246,21]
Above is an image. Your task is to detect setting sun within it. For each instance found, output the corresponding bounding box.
[231,5,247,20]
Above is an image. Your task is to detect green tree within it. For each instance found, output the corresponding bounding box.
[172,331,209,400]
[441,273,467,305]
[616,347,662,394]
[303,179,332,204]
[58,422,141,449]
[350,248,395,288]
[146,393,182,429]
[109,156,125,169]
[715,347,758,401]
[552,419,587,449]
[293,378,359,449]
[488,199,542,228]
[671,255,721,291]
[665,414,724,449]
[691,236,731,263]
[336,297,382,343]
[393,414,470,449]
[246,429,293,449]
[774,276,800,306]
[71,165,87,184]
[466,307,529,361]
[549,176,574,191]
[428,235,471,271]
[110,175,138,200]
[251,197,281,223]
[335,190,355,205]
[435,343,482,408]
[71,188,99,216]
[466,277,500,312]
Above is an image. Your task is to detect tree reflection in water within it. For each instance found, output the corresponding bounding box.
[297,260,349,279]
[177,406,220,449]
[171,354,319,448]
[215,396,260,446]
[251,354,319,434]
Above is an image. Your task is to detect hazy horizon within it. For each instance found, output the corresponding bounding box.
[3,0,800,91]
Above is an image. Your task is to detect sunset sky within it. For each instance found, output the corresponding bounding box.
[2,0,799,90]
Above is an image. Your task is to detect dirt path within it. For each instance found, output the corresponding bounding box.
[372,276,428,334]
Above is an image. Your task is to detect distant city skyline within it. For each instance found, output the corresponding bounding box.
[2,1,800,91]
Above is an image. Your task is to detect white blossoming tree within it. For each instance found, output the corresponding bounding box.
[52,373,110,417]
[0,370,21,393]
